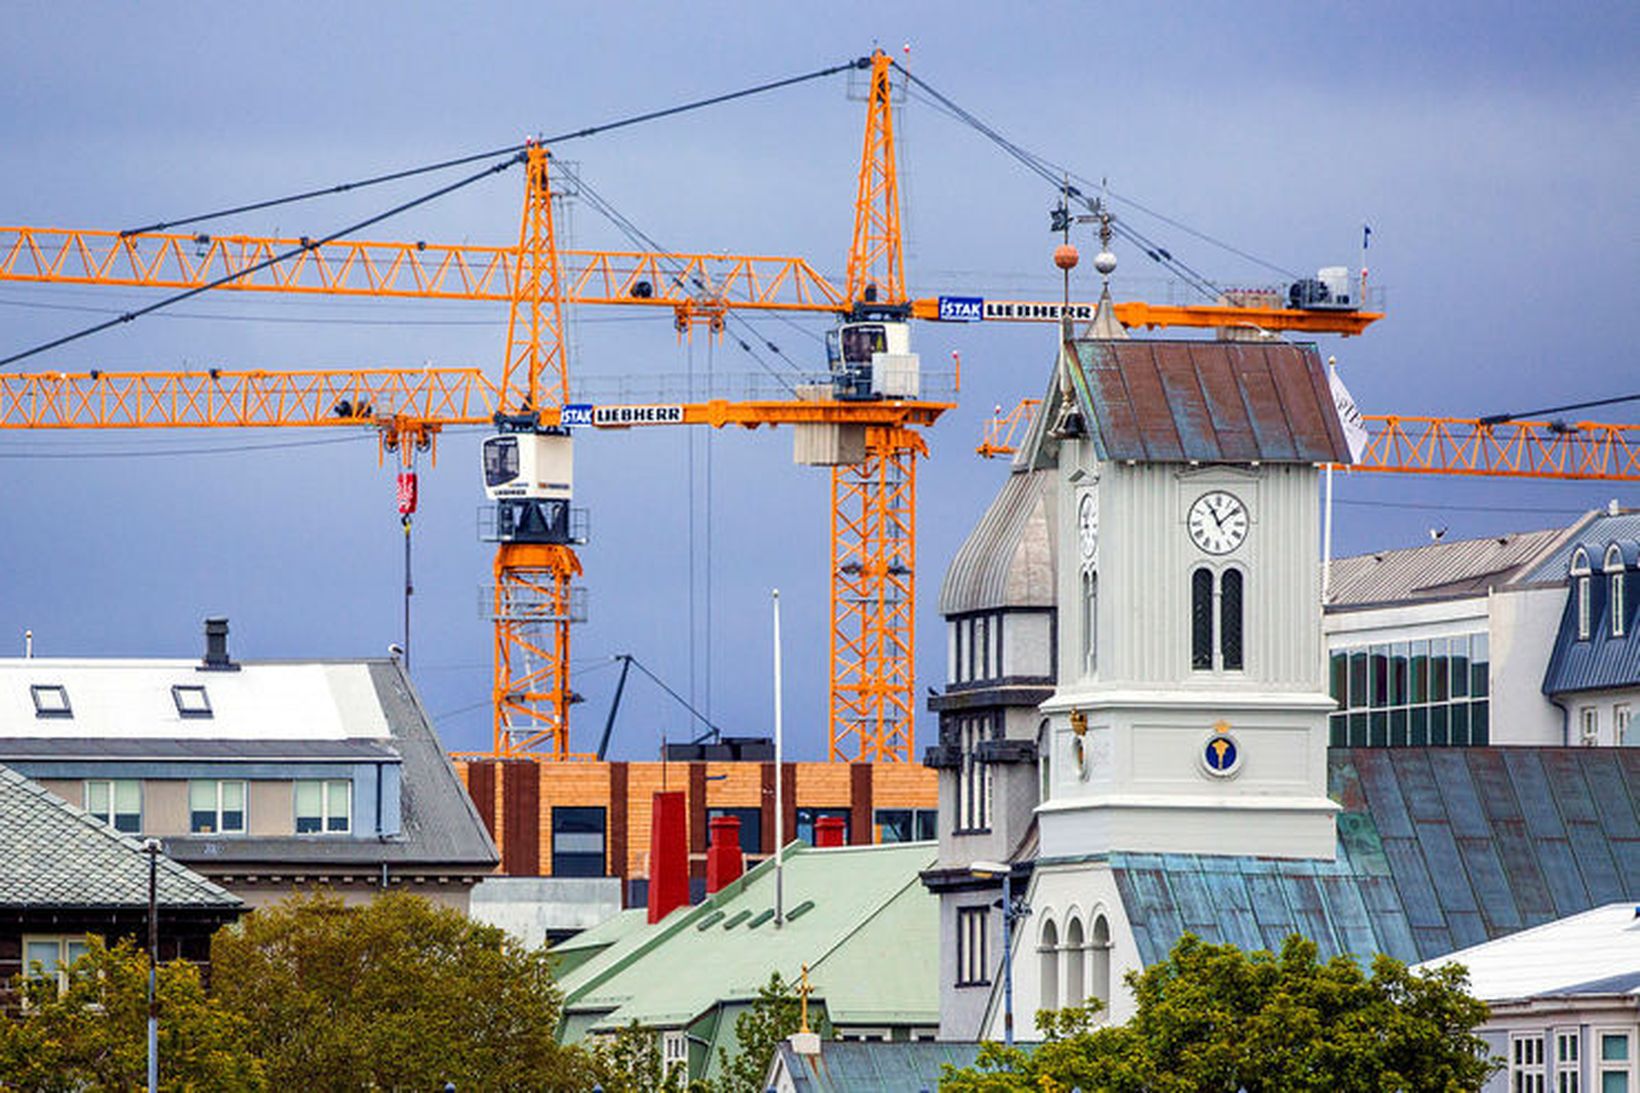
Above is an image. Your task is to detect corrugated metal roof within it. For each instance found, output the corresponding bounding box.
[0,763,239,908]
[1067,339,1352,465]
[1523,511,1640,581]
[1325,524,1579,607]
[1113,748,1640,967]
[1540,584,1640,698]
[775,1040,989,1092]
[939,467,1056,616]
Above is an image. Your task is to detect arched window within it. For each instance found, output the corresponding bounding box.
[1221,568,1245,670]
[1191,568,1214,670]
[1572,548,1592,640]
[1081,571,1098,676]
[1606,545,1627,638]
[1064,917,1085,1006]
[1090,915,1112,1011]
[1039,919,1059,1013]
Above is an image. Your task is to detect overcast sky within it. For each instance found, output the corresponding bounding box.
[1,3,1634,759]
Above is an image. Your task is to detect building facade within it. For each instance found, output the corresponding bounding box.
[0,620,498,911]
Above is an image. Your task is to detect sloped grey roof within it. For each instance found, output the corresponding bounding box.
[1523,511,1640,581]
[775,1040,991,1092]
[1112,747,1640,967]
[0,764,238,908]
[0,738,398,762]
[940,468,1056,616]
[1326,524,1579,607]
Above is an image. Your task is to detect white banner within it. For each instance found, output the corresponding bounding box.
[1328,368,1370,463]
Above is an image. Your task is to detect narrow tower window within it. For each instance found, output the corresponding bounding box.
[1191,568,1214,670]
[1220,569,1245,670]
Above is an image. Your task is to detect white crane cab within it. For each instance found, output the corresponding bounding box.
[826,312,920,400]
[482,432,573,501]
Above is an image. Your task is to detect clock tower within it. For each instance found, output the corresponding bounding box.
[1036,334,1352,861]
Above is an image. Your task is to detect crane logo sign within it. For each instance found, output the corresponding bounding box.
[592,405,685,427]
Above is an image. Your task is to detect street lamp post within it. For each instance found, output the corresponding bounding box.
[143,837,161,1093]
[969,860,1027,1048]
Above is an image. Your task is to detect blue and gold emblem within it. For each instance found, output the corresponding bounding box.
[1202,720,1241,777]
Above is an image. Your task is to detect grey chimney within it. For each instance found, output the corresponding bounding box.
[201,617,236,671]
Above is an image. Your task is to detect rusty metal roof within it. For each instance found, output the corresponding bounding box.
[1067,339,1353,464]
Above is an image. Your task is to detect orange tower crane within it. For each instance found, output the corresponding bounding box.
[0,50,1390,762]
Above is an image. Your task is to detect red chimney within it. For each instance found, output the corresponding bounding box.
[647,790,689,924]
[705,814,744,894]
[815,815,846,848]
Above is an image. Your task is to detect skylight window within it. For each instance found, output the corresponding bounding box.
[30,684,72,718]
[171,684,213,718]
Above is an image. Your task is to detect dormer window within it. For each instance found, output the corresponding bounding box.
[171,684,212,718]
[1571,548,1592,641]
[1605,545,1627,639]
[30,684,72,718]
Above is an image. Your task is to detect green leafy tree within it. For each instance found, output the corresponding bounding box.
[942,933,1499,1093]
[210,891,587,1091]
[581,1021,690,1093]
[707,971,804,1093]
[0,936,264,1092]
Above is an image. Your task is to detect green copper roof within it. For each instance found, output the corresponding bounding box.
[557,840,939,1033]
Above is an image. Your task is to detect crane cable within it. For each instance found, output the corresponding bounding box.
[892,60,1287,296]
[118,58,871,237]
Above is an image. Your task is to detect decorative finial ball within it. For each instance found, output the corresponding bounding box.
[1054,243,1080,271]
[1094,250,1118,276]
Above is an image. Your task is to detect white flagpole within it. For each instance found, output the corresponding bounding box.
[1323,356,1339,603]
[772,588,785,928]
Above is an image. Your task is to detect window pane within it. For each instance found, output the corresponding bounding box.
[189,781,214,811]
[86,781,110,818]
[1329,713,1347,747]
[1390,707,1409,747]
[1430,704,1450,746]
[1330,653,1347,705]
[1391,643,1410,705]
[113,812,141,834]
[1411,641,1430,703]
[191,810,217,833]
[1451,635,1470,698]
[326,782,350,832]
[1191,569,1213,670]
[1450,703,1470,747]
[1471,700,1489,745]
[1411,706,1429,747]
[1220,570,1244,671]
[1601,1073,1629,1093]
[1370,644,1389,708]
[1603,1033,1630,1062]
[64,940,91,966]
[1431,638,1450,701]
[221,781,244,810]
[25,940,60,973]
[1350,652,1369,710]
[1348,712,1368,747]
[915,810,938,840]
[295,781,322,819]
[114,781,141,814]
[1370,711,1388,748]
[875,809,912,843]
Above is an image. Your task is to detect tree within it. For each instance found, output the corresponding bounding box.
[708,971,804,1093]
[0,936,264,1092]
[210,891,587,1091]
[941,933,1499,1093]
[581,1021,690,1093]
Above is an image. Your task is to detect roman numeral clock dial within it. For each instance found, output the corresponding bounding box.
[1187,490,1249,555]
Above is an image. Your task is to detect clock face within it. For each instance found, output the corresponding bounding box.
[1077,492,1099,562]
[1187,490,1249,555]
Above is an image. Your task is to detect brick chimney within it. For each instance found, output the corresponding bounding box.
[705,814,744,894]
[815,815,846,848]
[647,790,689,924]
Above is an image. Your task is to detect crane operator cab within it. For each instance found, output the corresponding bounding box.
[825,312,921,401]
[482,430,575,544]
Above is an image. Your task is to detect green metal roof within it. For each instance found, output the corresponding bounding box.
[557,841,940,1033]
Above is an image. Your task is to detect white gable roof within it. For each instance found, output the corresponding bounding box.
[1415,902,1640,1001]
[0,659,391,741]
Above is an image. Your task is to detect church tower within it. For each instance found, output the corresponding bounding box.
[1037,333,1350,861]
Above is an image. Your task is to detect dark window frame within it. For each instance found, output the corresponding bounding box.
[551,805,607,877]
[956,905,991,987]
